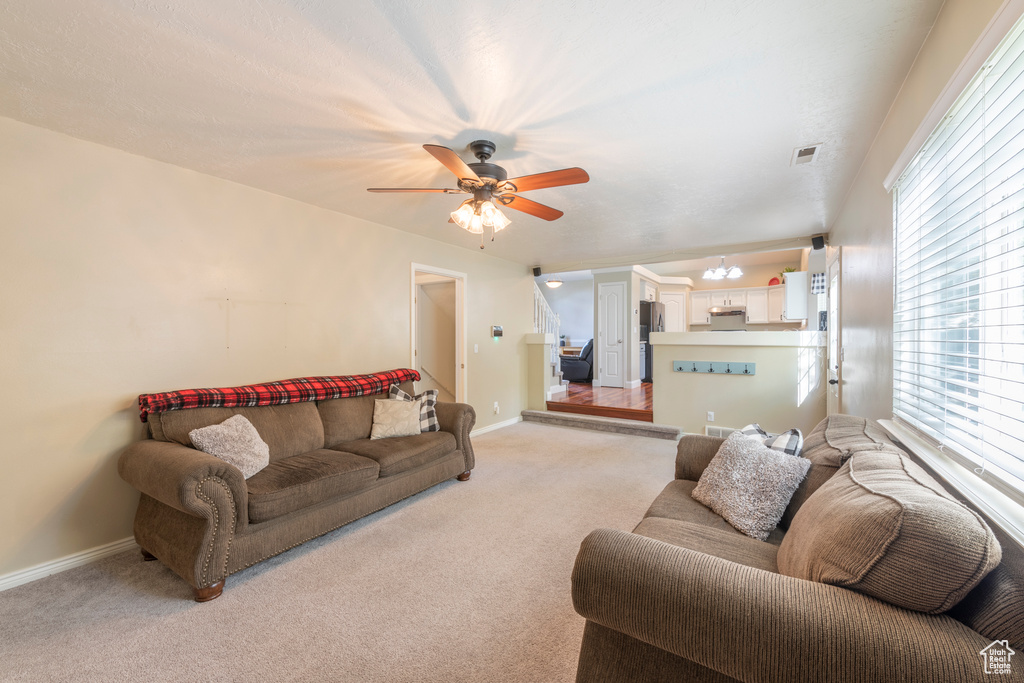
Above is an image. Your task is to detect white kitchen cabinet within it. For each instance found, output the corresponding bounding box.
[768,286,786,322]
[783,271,809,320]
[745,288,769,323]
[726,289,746,308]
[659,291,687,332]
[690,291,712,325]
[643,281,658,302]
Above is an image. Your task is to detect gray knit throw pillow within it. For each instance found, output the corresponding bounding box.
[189,414,270,479]
[692,431,811,540]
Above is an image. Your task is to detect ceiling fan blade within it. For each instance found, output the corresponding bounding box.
[367,188,462,193]
[501,167,589,193]
[423,144,481,183]
[497,194,564,221]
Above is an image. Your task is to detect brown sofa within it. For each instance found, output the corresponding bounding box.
[118,379,475,601]
[571,415,1024,682]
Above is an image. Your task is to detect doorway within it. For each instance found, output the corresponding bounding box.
[411,264,467,402]
[826,248,842,415]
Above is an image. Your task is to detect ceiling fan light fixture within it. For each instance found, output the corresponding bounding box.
[450,201,475,230]
[479,200,511,232]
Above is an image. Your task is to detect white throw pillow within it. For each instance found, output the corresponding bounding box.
[189,414,270,479]
[692,431,811,540]
[370,398,423,439]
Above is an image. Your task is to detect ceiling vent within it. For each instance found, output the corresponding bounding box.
[791,144,822,166]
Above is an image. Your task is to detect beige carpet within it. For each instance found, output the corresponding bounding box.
[0,422,676,682]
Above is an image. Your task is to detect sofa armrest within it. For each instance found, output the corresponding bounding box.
[674,434,723,480]
[572,528,995,683]
[434,402,477,471]
[118,439,247,530]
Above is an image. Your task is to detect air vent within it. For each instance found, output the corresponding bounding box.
[791,144,822,166]
[704,426,739,438]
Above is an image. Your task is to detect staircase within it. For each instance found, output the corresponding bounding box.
[534,283,568,397]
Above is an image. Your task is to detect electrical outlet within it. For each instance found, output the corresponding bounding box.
[493,401,500,415]
[706,411,715,422]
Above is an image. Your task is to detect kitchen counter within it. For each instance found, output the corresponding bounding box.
[650,331,824,348]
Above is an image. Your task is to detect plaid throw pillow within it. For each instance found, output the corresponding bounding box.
[389,384,440,432]
[740,423,804,457]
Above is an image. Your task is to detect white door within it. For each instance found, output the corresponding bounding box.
[826,249,842,415]
[597,281,625,387]
[659,292,686,332]
[745,288,768,324]
[690,292,712,326]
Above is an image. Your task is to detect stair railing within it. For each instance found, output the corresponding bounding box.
[533,283,561,365]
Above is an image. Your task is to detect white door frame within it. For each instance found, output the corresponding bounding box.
[597,281,625,388]
[411,263,467,402]
[826,247,842,415]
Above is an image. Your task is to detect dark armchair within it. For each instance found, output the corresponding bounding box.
[561,339,594,382]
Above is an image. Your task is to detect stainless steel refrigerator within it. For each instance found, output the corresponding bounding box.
[639,301,664,383]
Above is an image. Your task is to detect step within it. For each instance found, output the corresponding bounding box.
[521,410,681,440]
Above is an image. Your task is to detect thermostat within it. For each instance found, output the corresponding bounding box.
[491,325,503,338]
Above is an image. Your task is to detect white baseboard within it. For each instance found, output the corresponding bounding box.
[546,384,567,399]
[626,379,642,389]
[0,536,137,592]
[472,416,522,435]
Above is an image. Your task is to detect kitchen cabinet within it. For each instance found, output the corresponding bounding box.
[690,276,808,326]
[784,271,809,320]
[690,291,712,325]
[745,288,769,323]
[768,286,786,322]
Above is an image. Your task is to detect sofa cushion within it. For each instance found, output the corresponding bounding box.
[644,480,786,546]
[189,415,269,479]
[780,414,902,528]
[151,401,325,463]
[246,449,380,524]
[777,449,1002,614]
[634,517,779,573]
[691,432,810,541]
[335,431,457,478]
[318,381,416,447]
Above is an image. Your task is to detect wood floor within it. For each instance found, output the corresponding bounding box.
[546,382,654,422]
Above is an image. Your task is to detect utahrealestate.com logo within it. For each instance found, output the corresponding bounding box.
[979,640,1015,675]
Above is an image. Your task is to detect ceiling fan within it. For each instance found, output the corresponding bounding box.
[368,140,589,248]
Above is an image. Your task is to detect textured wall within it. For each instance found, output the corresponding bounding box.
[827,0,1005,419]
[0,117,531,577]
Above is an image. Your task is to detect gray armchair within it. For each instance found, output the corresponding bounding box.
[561,339,594,382]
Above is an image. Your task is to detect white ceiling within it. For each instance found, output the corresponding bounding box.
[0,0,944,270]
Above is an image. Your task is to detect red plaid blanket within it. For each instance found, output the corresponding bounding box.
[138,369,420,422]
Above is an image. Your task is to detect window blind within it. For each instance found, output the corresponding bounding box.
[893,15,1024,504]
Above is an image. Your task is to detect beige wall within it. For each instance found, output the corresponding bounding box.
[828,0,1005,419]
[651,333,827,436]
[0,116,532,577]
[682,259,803,291]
